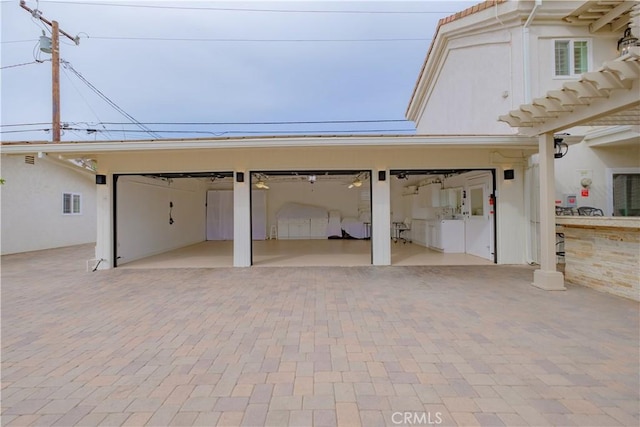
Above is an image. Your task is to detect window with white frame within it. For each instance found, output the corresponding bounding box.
[62,193,82,215]
[554,39,590,77]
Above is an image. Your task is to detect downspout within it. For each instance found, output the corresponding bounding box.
[523,0,542,265]
[523,0,542,103]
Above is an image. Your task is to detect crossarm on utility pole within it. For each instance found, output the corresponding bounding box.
[19,0,78,43]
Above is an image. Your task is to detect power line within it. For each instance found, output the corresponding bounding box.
[94,119,412,126]
[1,127,415,136]
[0,60,46,70]
[1,119,412,128]
[0,122,50,127]
[60,59,161,139]
[4,36,432,44]
[0,39,38,44]
[82,36,432,43]
[60,66,116,140]
[40,1,457,15]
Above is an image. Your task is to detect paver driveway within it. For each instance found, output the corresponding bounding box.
[2,244,638,426]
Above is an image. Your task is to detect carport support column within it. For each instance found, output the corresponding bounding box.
[233,171,251,267]
[95,173,113,269]
[533,133,565,290]
[372,169,391,265]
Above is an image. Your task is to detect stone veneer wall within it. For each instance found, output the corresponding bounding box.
[562,225,640,301]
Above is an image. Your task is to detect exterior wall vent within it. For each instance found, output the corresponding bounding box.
[25,155,35,165]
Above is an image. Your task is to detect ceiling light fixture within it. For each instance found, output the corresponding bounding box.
[348,178,363,189]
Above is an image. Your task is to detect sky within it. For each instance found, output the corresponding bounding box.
[1,0,477,142]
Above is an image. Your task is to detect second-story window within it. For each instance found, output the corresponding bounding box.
[554,39,589,77]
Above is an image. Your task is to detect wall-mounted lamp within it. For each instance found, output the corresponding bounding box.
[503,169,515,180]
[96,174,107,185]
[618,27,639,56]
[378,171,386,181]
[554,137,568,159]
[236,172,244,182]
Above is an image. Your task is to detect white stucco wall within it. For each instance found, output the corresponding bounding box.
[533,27,619,101]
[115,175,207,264]
[415,36,516,135]
[1,154,97,255]
[415,16,621,135]
[554,142,640,214]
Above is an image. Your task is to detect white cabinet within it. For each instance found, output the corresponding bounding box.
[439,189,455,208]
[310,218,326,238]
[403,194,427,219]
[428,221,442,250]
[413,219,465,252]
[428,220,465,253]
[277,218,328,240]
[411,219,429,247]
[419,184,442,208]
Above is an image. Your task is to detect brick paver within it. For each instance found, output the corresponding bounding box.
[1,244,639,426]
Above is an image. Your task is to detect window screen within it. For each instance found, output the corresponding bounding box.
[555,40,570,76]
[573,41,588,74]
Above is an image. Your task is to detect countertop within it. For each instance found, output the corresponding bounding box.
[556,216,640,230]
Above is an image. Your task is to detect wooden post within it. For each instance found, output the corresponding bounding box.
[52,20,60,143]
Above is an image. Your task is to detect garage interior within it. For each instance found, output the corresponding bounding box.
[389,169,496,266]
[115,168,496,268]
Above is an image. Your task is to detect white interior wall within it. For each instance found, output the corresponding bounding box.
[1,155,96,255]
[264,179,363,232]
[116,175,206,264]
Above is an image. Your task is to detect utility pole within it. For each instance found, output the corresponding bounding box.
[19,0,78,143]
[51,20,60,142]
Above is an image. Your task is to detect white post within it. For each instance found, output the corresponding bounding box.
[233,172,252,267]
[533,133,565,290]
[372,169,391,265]
[94,174,113,269]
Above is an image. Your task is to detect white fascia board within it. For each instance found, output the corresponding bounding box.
[583,125,640,147]
[1,135,538,156]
